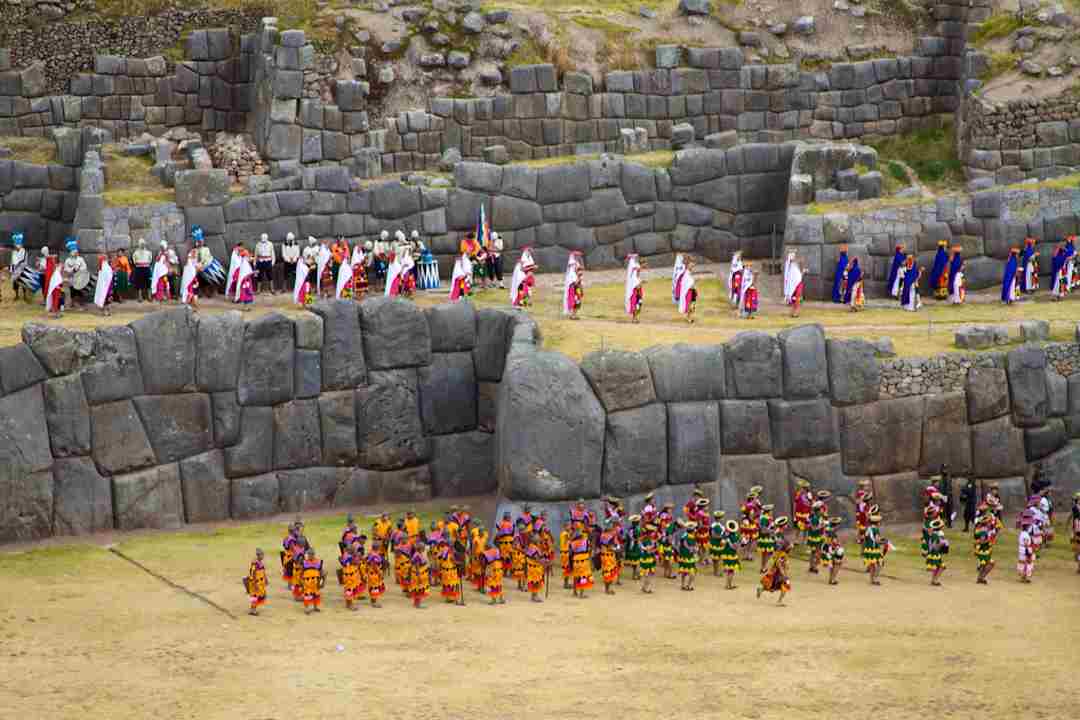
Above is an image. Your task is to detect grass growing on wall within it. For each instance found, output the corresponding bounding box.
[971,13,1026,46]
[981,51,1021,82]
[100,144,175,207]
[866,119,964,191]
[0,136,57,165]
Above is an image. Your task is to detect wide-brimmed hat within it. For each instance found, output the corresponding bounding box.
[829,517,842,526]
[713,510,725,519]
[685,521,697,530]
[869,514,883,523]
[725,520,738,532]
[816,490,832,500]
[762,503,774,511]
[929,518,944,530]
[748,485,763,495]
[696,497,710,507]
[774,517,789,528]
[796,479,810,488]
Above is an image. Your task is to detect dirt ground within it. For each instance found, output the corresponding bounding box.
[1,497,1077,720]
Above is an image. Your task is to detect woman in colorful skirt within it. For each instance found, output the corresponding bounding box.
[525,536,546,603]
[721,520,742,590]
[571,529,594,598]
[408,543,430,608]
[599,530,619,595]
[758,517,791,605]
[245,548,268,617]
[339,542,365,611]
[639,526,658,594]
[659,513,676,579]
[709,511,726,576]
[439,542,463,605]
[974,508,996,585]
[677,521,698,591]
[925,518,948,586]
[822,518,845,586]
[862,513,886,585]
[482,546,506,604]
[757,504,776,574]
[365,544,385,607]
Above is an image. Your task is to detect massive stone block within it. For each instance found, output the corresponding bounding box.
[238,313,295,406]
[871,471,923,523]
[231,473,280,519]
[920,391,971,474]
[51,457,112,535]
[580,349,657,412]
[426,301,477,352]
[1025,419,1066,462]
[212,391,240,448]
[473,308,514,382]
[826,338,879,405]
[319,391,358,466]
[90,399,156,475]
[0,467,52,542]
[971,415,1026,478]
[719,454,789,516]
[1007,344,1048,428]
[1046,370,1067,417]
[496,351,604,500]
[0,343,46,395]
[130,307,198,393]
[272,399,322,470]
[178,449,229,523]
[419,352,477,435]
[82,325,144,404]
[667,401,720,486]
[133,393,213,464]
[21,324,95,377]
[602,403,667,495]
[788,453,854,502]
[310,301,367,390]
[643,344,725,402]
[1040,441,1080,497]
[224,406,274,477]
[196,311,243,392]
[720,399,771,454]
[768,398,838,458]
[294,350,321,399]
[44,374,91,458]
[724,332,782,398]
[360,297,432,370]
[429,431,497,497]
[978,477,1027,513]
[356,369,431,470]
[967,367,1009,423]
[839,397,922,475]
[278,468,342,512]
[113,463,184,530]
[777,324,828,399]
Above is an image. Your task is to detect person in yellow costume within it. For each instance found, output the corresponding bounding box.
[404,510,421,544]
[339,540,365,611]
[245,548,268,616]
[300,547,326,615]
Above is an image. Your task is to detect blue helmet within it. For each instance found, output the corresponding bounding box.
[65,238,78,253]
[12,231,24,247]
[191,225,205,242]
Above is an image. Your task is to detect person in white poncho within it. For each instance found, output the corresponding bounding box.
[625,254,644,322]
[728,251,743,306]
[562,251,584,318]
[672,253,686,306]
[782,250,804,318]
[449,251,472,301]
[677,257,698,323]
[510,247,537,308]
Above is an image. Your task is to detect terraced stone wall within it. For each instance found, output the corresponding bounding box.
[0,299,515,542]
[961,95,1080,185]
[495,325,1080,536]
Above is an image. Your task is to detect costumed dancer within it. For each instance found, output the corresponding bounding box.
[94,253,115,316]
[831,244,849,303]
[737,260,755,318]
[1001,248,1020,305]
[334,239,354,300]
[783,249,804,317]
[758,504,776,574]
[676,521,698,591]
[639,524,658,593]
[282,232,300,295]
[397,244,417,297]
[888,243,905,298]
[131,238,152,302]
[408,542,430,608]
[948,247,966,304]
[659,504,676,578]
[677,257,698,324]
[559,522,572,589]
[928,239,949,300]
[1071,492,1080,574]
[317,239,333,298]
[449,250,472,301]
[351,240,368,299]
[720,519,741,590]
[571,527,593,598]
[179,248,199,308]
[599,527,619,595]
[8,231,27,302]
[806,500,826,574]
[900,256,922,312]
[854,479,873,544]
[793,479,812,544]
[62,240,88,311]
[974,505,996,585]
[728,250,743,306]
[482,544,506,605]
[525,534,546,602]
[300,547,326,614]
[339,542,365,611]
[625,253,643,322]
[1020,237,1039,294]
[708,511,725,576]
[822,518,844,586]
[672,253,686,305]
[1051,245,1069,301]
[292,250,313,306]
[741,269,759,319]
[623,515,642,581]
[565,253,584,320]
[757,517,791,605]
[42,248,63,317]
[1018,514,1036,583]
[862,512,887,585]
[365,544,386,606]
[1067,235,1078,289]
[254,233,276,295]
[844,257,864,311]
[150,242,172,303]
[739,488,761,561]
[234,251,255,309]
[245,548,268,616]
[926,518,948,586]
[509,247,536,308]
[280,522,299,591]
[486,231,504,289]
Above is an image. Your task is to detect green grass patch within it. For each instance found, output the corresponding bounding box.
[883,160,910,194]
[521,149,675,169]
[866,118,964,191]
[982,51,1021,81]
[571,15,636,35]
[0,135,56,165]
[972,13,1025,46]
[100,144,175,207]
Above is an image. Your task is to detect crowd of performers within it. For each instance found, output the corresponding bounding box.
[246,483,1080,616]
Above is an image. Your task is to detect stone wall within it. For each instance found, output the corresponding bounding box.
[496,324,1080,532]
[0,156,79,249]
[0,299,516,542]
[783,182,1080,300]
[961,94,1080,185]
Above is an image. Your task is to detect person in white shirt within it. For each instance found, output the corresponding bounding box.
[487,231,504,289]
[282,232,300,291]
[131,238,153,302]
[8,231,28,301]
[62,239,88,309]
[254,233,276,295]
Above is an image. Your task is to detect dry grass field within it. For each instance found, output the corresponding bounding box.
[2,260,1078,360]
[0,501,1077,720]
